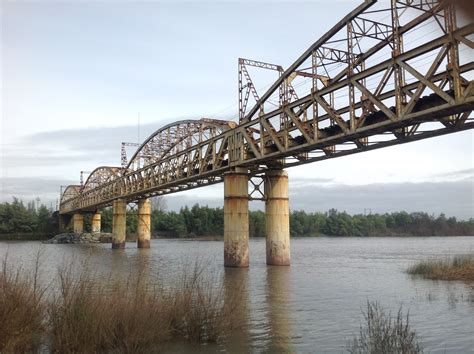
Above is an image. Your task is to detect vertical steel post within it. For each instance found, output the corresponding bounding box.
[391,0,406,117]
[444,3,461,101]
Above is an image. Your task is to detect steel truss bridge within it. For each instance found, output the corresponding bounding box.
[60,0,473,215]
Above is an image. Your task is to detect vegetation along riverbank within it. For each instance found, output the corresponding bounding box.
[1,198,473,240]
[408,255,474,281]
[0,254,241,352]
[1,252,425,353]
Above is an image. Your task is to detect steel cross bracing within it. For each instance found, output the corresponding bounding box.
[60,0,474,214]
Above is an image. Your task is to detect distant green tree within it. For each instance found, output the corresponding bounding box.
[249,210,265,237]
[36,205,53,234]
[1,198,473,238]
[101,208,113,232]
[0,198,37,233]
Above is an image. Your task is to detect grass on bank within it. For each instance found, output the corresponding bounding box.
[0,254,240,352]
[0,253,46,352]
[407,255,474,281]
[348,301,422,354]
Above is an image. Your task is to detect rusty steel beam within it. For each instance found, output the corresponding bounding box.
[60,0,473,215]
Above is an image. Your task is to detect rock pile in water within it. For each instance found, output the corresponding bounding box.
[43,232,112,244]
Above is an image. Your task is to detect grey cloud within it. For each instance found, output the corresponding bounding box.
[431,168,474,179]
[27,124,156,152]
[289,177,334,185]
[165,180,474,220]
[5,117,194,170]
[2,153,91,167]
[0,177,76,205]
[289,181,474,220]
[1,176,472,220]
[26,117,195,153]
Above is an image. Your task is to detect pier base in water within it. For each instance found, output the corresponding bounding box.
[137,198,151,248]
[73,213,84,234]
[112,199,127,249]
[91,211,101,234]
[265,169,290,266]
[224,167,249,267]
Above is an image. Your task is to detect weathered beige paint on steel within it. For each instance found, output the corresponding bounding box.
[224,167,249,267]
[265,170,290,266]
[112,199,127,249]
[137,198,151,248]
[91,211,101,233]
[73,213,84,234]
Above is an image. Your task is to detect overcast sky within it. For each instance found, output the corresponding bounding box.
[1,0,473,219]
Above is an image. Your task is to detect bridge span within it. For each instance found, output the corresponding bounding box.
[59,0,474,267]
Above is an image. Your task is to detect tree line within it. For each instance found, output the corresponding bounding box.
[0,198,56,235]
[1,199,473,238]
[88,204,474,237]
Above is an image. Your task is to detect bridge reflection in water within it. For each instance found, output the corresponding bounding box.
[220,266,293,352]
[58,0,473,267]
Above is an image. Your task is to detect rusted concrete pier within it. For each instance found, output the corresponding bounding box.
[137,198,151,248]
[73,213,84,234]
[112,199,127,249]
[224,167,249,267]
[265,170,290,265]
[91,211,101,234]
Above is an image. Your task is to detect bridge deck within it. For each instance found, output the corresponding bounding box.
[60,0,474,214]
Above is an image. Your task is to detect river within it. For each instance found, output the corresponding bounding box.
[1,236,473,353]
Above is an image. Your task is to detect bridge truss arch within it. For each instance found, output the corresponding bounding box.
[60,185,82,213]
[59,0,474,215]
[61,185,81,204]
[82,166,122,191]
[125,118,236,172]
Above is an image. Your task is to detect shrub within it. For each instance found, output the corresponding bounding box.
[348,301,422,354]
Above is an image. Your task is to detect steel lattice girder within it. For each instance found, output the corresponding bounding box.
[60,0,474,214]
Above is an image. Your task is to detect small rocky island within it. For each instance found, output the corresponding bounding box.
[43,232,112,244]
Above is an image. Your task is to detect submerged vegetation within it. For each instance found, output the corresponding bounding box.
[0,254,240,352]
[407,255,474,281]
[1,198,473,238]
[348,301,423,354]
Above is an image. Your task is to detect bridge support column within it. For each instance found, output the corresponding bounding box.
[265,169,290,266]
[58,214,69,233]
[91,211,101,234]
[73,213,84,234]
[137,198,151,248]
[224,167,249,267]
[112,199,127,249]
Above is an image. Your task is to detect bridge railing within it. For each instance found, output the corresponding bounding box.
[60,0,474,214]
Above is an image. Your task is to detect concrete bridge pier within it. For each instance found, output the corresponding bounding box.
[73,213,84,234]
[58,214,70,233]
[112,199,127,249]
[224,167,249,267]
[91,211,101,234]
[265,169,290,266]
[137,198,151,248]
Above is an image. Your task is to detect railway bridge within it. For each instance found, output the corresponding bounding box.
[59,0,474,267]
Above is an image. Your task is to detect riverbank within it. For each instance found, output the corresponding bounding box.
[408,255,474,281]
[42,232,112,244]
[0,256,240,352]
[0,233,51,241]
[1,236,472,352]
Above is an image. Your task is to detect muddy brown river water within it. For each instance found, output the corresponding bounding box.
[1,236,473,353]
